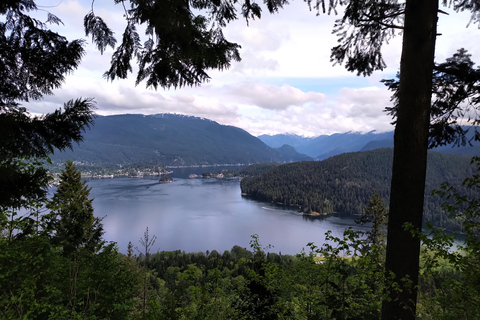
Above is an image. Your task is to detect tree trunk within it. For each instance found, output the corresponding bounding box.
[381,0,438,319]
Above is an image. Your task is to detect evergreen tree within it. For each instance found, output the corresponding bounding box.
[357,191,388,265]
[49,160,103,256]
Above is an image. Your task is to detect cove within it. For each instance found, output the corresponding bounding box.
[88,169,370,255]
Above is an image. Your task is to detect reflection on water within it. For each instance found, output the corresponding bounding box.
[87,173,370,255]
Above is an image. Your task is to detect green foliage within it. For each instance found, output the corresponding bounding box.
[0,1,84,105]
[136,231,388,319]
[0,99,96,210]
[111,216,473,320]
[0,158,50,210]
[3,215,467,320]
[0,227,141,319]
[415,157,480,319]
[0,163,139,319]
[0,235,67,319]
[329,0,403,76]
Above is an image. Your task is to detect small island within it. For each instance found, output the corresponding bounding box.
[159,175,173,183]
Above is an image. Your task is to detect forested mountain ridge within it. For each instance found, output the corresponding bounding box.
[51,114,312,166]
[240,148,476,231]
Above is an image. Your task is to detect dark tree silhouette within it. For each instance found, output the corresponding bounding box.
[0,1,96,209]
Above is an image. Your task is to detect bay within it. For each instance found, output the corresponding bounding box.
[88,168,370,255]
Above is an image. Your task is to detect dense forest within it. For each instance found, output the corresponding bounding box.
[240,149,477,232]
[130,226,480,320]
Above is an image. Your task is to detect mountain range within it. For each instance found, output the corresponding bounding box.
[51,113,480,167]
[258,131,394,159]
[258,130,480,159]
[51,114,311,166]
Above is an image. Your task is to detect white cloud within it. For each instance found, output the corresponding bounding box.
[231,52,280,73]
[222,83,325,110]
[236,24,289,51]
[336,87,393,118]
[218,84,394,137]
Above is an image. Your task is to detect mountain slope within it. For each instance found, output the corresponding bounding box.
[257,134,313,150]
[361,139,394,151]
[273,144,312,162]
[51,114,307,166]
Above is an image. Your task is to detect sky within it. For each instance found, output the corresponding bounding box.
[28,0,480,137]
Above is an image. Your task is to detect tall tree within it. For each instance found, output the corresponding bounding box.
[48,160,104,316]
[49,160,103,256]
[311,1,479,318]
[382,2,437,316]
[0,1,96,210]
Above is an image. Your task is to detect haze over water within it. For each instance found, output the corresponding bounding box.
[89,167,370,255]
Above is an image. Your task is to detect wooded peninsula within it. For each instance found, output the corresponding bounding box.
[240,149,478,233]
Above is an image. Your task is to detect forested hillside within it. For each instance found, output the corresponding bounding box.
[240,149,476,231]
[51,114,311,166]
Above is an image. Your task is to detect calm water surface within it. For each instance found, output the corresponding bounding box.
[88,168,369,255]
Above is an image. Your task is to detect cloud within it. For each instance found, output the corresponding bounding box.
[336,87,393,118]
[222,84,394,137]
[231,52,280,73]
[222,83,325,110]
[236,24,289,52]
